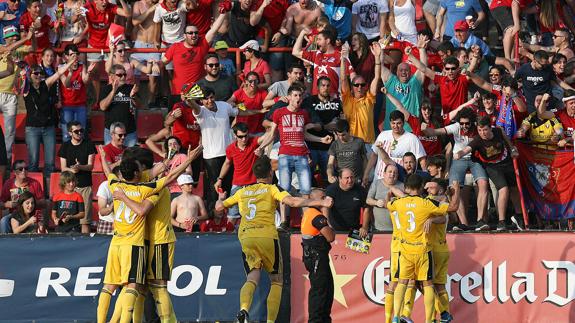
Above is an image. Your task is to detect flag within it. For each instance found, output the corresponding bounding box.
[515,142,575,220]
[496,97,516,138]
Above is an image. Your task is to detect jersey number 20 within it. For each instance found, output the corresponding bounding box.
[114,202,136,224]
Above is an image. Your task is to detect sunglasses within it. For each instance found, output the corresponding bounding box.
[247,79,258,84]
[353,83,367,87]
[444,67,457,71]
[116,49,125,53]
[459,122,471,126]
[72,129,84,134]
[236,134,248,139]
[185,31,199,35]
[115,73,126,77]
[244,48,255,53]
[207,63,219,68]
[14,166,27,172]
[31,71,43,76]
[115,133,126,138]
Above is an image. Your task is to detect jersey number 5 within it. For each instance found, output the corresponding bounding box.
[114,202,136,224]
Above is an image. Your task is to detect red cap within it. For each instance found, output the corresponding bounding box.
[454,20,469,31]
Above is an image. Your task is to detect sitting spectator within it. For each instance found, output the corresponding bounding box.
[99,64,140,147]
[366,163,403,232]
[1,159,49,232]
[326,168,368,232]
[58,121,96,234]
[10,191,39,234]
[200,211,235,232]
[95,166,118,235]
[101,122,127,168]
[171,174,208,232]
[197,54,237,102]
[240,40,272,89]
[327,119,367,184]
[163,136,193,199]
[213,41,236,78]
[51,171,84,233]
[227,71,268,134]
[516,94,564,150]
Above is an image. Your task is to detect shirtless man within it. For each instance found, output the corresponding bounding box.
[171,174,208,232]
[273,0,323,42]
[131,0,162,106]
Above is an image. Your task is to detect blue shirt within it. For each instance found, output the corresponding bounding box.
[218,58,236,78]
[450,33,493,57]
[0,1,27,44]
[440,0,483,38]
[383,74,423,131]
[322,0,353,40]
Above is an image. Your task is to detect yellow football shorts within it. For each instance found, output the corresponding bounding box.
[398,251,434,281]
[103,244,147,285]
[147,242,175,281]
[240,237,282,275]
[432,251,450,285]
[391,251,400,283]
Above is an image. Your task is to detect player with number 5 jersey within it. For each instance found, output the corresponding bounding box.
[216,156,333,323]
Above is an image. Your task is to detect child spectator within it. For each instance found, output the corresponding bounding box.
[170,174,208,232]
[213,40,236,78]
[51,171,85,233]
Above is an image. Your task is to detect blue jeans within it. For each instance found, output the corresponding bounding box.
[104,128,138,147]
[449,158,488,185]
[278,154,311,195]
[310,149,329,180]
[60,106,87,142]
[25,126,56,174]
[227,185,244,219]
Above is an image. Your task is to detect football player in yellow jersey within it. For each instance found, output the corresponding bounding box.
[387,174,459,323]
[215,156,333,323]
[96,145,202,323]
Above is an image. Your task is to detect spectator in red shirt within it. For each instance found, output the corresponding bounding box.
[200,211,235,232]
[0,159,49,232]
[161,14,225,107]
[227,71,268,134]
[19,0,60,52]
[185,0,214,37]
[101,122,126,168]
[214,122,274,224]
[51,171,85,233]
[240,40,272,90]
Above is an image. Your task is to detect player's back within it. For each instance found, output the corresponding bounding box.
[427,196,449,253]
[387,195,448,254]
[140,171,176,244]
[230,183,290,240]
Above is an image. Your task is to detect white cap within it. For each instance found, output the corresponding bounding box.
[239,40,260,52]
[177,174,195,186]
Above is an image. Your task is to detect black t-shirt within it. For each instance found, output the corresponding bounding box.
[100,84,136,133]
[327,136,366,179]
[515,63,556,112]
[468,127,511,166]
[326,183,367,231]
[225,1,257,47]
[58,139,97,187]
[24,81,58,127]
[197,75,237,101]
[301,95,342,150]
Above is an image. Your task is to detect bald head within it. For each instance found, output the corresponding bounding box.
[397,63,412,82]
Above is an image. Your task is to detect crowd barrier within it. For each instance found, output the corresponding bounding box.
[1,232,574,322]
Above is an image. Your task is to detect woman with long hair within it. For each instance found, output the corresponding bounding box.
[105,40,154,86]
[349,32,375,85]
[10,191,39,234]
[388,0,417,44]
[163,136,194,199]
[241,40,272,90]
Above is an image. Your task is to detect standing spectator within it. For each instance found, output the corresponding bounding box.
[59,45,95,142]
[434,0,485,40]
[162,136,193,199]
[161,16,224,106]
[240,40,272,90]
[220,0,267,48]
[320,0,354,42]
[293,27,356,96]
[364,111,426,183]
[327,119,367,184]
[301,188,335,323]
[340,42,381,147]
[454,116,525,231]
[99,64,140,147]
[58,121,97,234]
[496,76,528,138]
[228,72,268,134]
[388,0,417,44]
[197,54,237,102]
[351,0,388,41]
[517,94,563,149]
[1,159,50,232]
[0,0,26,44]
[326,168,368,232]
[51,171,85,233]
[80,0,131,109]
[254,0,289,82]
[554,91,575,146]
[366,163,403,231]
[0,28,20,161]
[23,62,71,175]
[263,64,304,108]
[9,191,39,234]
[60,0,86,47]
[349,32,376,86]
[171,174,208,232]
[450,20,492,57]
[19,0,61,52]
[214,122,274,225]
[302,76,343,182]
[101,122,127,167]
[105,42,154,86]
[489,0,521,60]
[185,0,214,38]
[213,40,236,78]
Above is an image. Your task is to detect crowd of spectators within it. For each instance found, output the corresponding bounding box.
[0,0,575,235]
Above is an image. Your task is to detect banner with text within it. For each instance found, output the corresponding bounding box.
[290,233,575,323]
[0,234,288,323]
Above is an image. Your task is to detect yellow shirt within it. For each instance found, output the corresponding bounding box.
[223,183,290,240]
[390,211,401,253]
[342,88,375,144]
[387,195,449,254]
[108,174,166,246]
[0,57,16,94]
[140,171,176,244]
[522,113,563,149]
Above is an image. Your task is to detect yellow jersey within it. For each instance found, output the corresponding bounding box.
[390,211,401,253]
[387,195,449,254]
[108,174,166,246]
[427,196,449,253]
[140,171,176,244]
[223,183,290,240]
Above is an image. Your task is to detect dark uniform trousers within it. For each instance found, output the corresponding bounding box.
[303,244,334,323]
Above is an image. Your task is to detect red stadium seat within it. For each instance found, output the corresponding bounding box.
[27,172,44,192]
[49,172,60,197]
[92,201,100,223]
[137,111,164,140]
[192,172,204,198]
[12,143,27,162]
[92,173,106,199]
[90,113,105,142]
[93,152,103,172]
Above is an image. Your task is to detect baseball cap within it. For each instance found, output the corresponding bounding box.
[214,40,229,50]
[3,25,19,39]
[177,174,195,186]
[240,40,260,52]
[454,20,469,31]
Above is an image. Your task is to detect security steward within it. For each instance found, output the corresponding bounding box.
[301,188,336,323]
